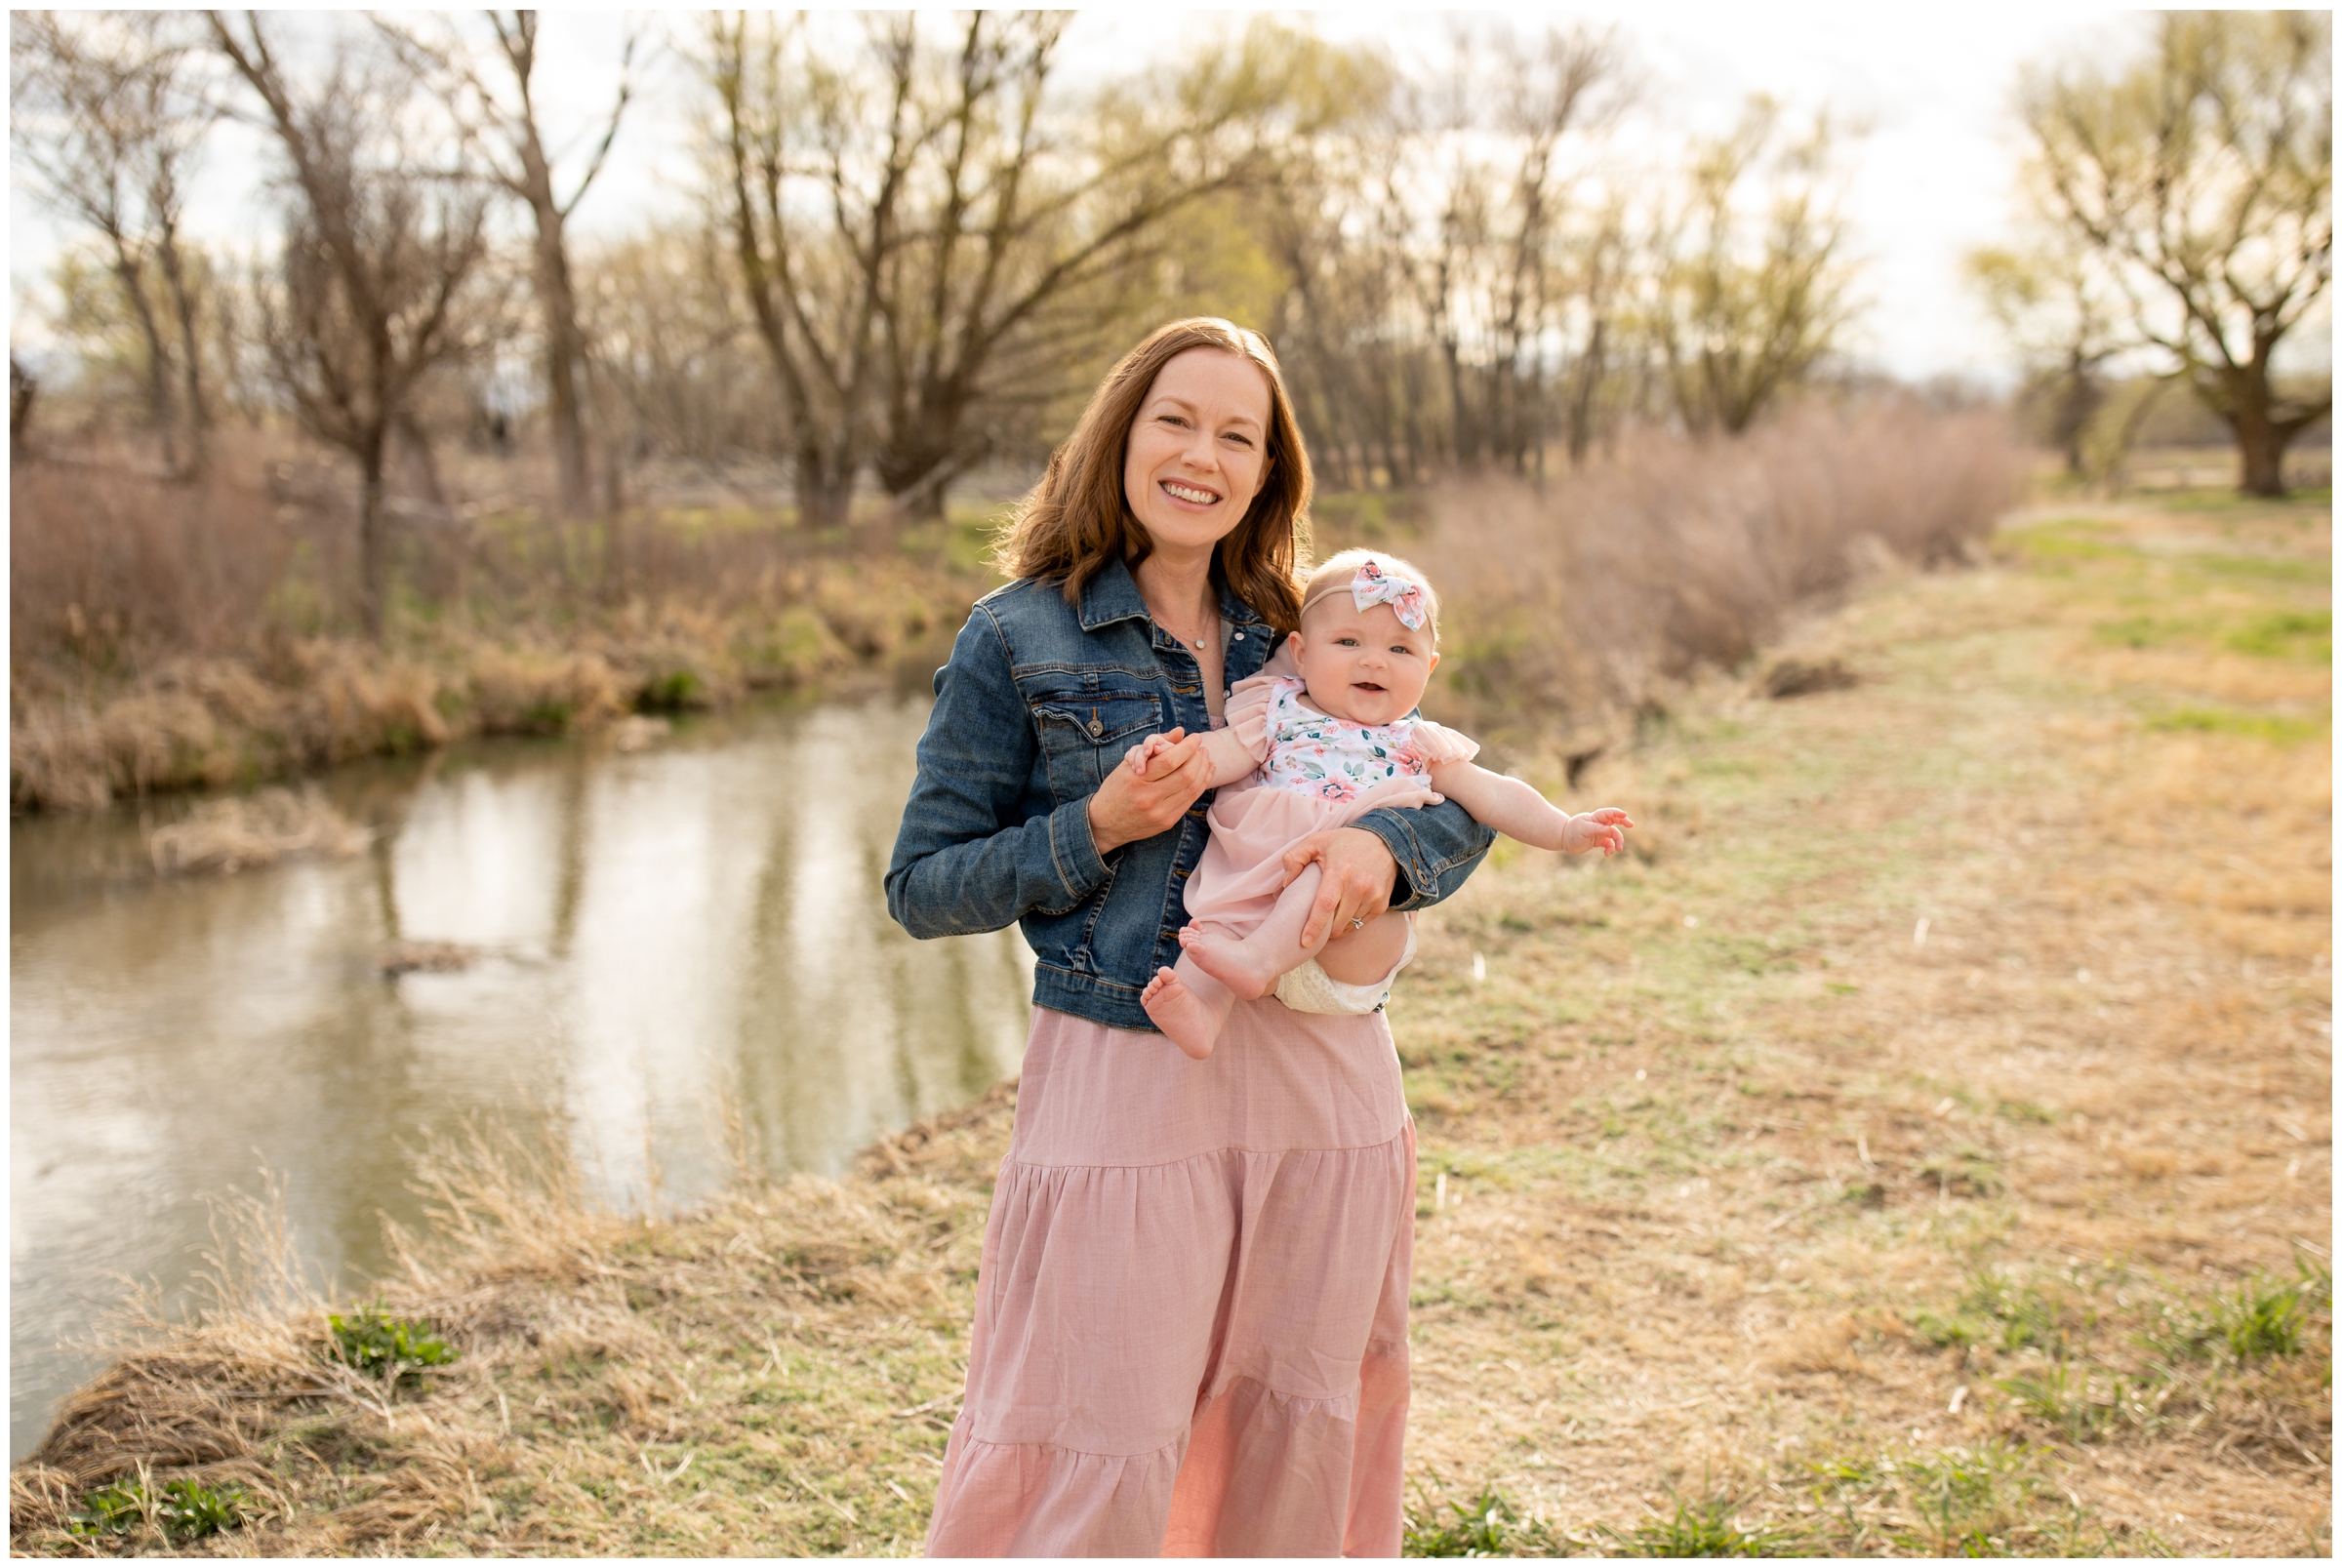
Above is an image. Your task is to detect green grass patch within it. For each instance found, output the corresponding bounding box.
[328,1302,458,1384]
[2148,1259,2331,1364]
[2196,551,2330,584]
[2145,705,2326,744]
[2093,613,2194,650]
[69,1477,248,1543]
[634,668,707,712]
[1910,1269,2072,1355]
[2223,609,2332,662]
[1593,1493,1805,1557]
[1994,1362,2136,1443]
[2005,529,2138,567]
[1401,1488,1566,1556]
[2147,485,2332,515]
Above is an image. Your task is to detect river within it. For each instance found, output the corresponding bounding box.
[8,695,1033,1463]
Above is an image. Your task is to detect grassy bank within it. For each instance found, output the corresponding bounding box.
[12,489,2328,1556]
[8,435,1002,813]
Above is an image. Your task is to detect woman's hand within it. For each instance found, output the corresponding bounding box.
[1278,826,1401,948]
[1087,729,1215,855]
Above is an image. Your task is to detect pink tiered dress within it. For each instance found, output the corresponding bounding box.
[922,679,1482,1558]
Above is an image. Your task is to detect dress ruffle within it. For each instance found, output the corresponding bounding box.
[1408,717,1479,767]
[1221,673,1281,765]
[923,1002,1416,1558]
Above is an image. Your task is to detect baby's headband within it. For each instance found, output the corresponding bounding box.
[1300,556,1432,632]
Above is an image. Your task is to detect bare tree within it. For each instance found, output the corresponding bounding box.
[1964,240,2124,474]
[2017,11,2331,496]
[1651,98,1860,437]
[708,11,900,530]
[210,11,495,636]
[1417,24,1627,474]
[1211,35,1421,488]
[13,11,215,472]
[870,15,1339,516]
[577,223,782,469]
[381,11,636,523]
[707,12,1321,526]
[1248,22,1634,486]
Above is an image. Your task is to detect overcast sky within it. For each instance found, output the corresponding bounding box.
[9,6,2176,383]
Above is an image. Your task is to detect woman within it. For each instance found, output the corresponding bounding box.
[885,319,1495,1556]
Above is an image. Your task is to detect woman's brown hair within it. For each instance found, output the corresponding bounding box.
[994,318,1312,635]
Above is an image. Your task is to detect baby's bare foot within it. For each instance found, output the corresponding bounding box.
[1142,967,1221,1060]
[1179,926,1278,1002]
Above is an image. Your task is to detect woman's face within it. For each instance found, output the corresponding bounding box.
[1122,347,1274,563]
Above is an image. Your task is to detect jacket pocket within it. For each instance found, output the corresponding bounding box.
[1029,688,1166,801]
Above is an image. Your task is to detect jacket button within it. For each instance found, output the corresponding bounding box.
[1232,630,1244,640]
[1087,718,1104,737]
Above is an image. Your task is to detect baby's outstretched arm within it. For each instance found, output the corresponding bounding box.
[1125,726,1260,790]
[1427,760,1633,855]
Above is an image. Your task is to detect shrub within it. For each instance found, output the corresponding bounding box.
[1409,399,2019,744]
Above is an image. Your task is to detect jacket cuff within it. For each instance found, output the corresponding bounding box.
[1353,808,1436,911]
[1046,796,1113,905]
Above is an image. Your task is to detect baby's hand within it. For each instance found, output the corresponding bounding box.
[1562,807,1635,857]
[1122,729,1189,779]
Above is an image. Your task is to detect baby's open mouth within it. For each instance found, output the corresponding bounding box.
[1353,681,1386,693]
[1160,479,1220,505]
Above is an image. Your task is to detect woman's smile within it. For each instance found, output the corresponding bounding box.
[1159,478,1222,507]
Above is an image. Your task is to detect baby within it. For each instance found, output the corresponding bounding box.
[1133,549,1633,1060]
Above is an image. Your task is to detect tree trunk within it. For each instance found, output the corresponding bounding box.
[11,356,36,450]
[2202,357,2309,500]
[358,436,388,639]
[795,449,857,531]
[535,210,592,522]
[2237,416,2288,498]
[599,439,627,600]
[112,253,178,473]
[2050,355,2103,477]
[155,221,209,476]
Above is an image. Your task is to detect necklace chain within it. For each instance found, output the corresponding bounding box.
[1155,598,1218,651]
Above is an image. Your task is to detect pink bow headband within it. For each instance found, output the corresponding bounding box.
[1348,558,1429,630]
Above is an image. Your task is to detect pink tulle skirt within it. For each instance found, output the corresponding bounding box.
[1181,776,1443,942]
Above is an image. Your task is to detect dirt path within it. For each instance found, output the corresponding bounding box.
[11,495,2327,1557]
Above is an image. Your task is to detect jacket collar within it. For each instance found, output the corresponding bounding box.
[1077,553,1270,632]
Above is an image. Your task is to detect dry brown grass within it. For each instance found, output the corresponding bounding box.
[8,431,989,813]
[147,786,370,876]
[1385,490,2329,1555]
[8,434,299,670]
[1409,398,2021,751]
[8,1106,1009,1556]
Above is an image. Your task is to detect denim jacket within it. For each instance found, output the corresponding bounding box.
[884,556,1497,1033]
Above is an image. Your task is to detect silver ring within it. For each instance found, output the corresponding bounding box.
[1349,916,1365,931]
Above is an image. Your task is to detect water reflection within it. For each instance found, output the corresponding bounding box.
[9,695,1031,1461]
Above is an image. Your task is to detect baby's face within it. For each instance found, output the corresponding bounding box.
[1290,599,1439,727]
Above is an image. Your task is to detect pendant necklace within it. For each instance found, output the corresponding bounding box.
[1158,600,1218,652]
